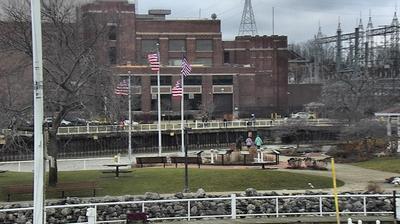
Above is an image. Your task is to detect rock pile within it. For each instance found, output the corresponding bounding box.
[0,189,393,223]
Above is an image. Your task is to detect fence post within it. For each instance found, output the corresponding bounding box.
[86,206,96,224]
[347,218,352,224]
[231,194,237,219]
[18,161,21,172]
[142,202,145,213]
[187,201,191,221]
[376,220,381,224]
[357,220,362,224]
[319,196,323,216]
[363,196,367,216]
[275,197,279,217]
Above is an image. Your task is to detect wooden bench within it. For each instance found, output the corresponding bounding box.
[170,156,202,168]
[252,161,277,169]
[51,181,100,198]
[4,185,33,202]
[4,181,101,201]
[136,157,167,168]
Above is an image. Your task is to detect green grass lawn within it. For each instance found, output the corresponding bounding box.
[0,168,343,202]
[353,157,400,173]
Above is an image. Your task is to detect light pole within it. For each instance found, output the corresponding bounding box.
[31,0,45,223]
[183,127,191,193]
[156,43,162,156]
[128,71,132,163]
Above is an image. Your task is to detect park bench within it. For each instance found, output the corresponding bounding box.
[252,161,278,169]
[136,156,167,168]
[52,181,100,198]
[4,181,100,201]
[170,156,202,168]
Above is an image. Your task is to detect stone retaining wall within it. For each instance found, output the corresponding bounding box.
[0,189,394,224]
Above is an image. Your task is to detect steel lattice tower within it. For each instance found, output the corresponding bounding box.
[238,0,258,36]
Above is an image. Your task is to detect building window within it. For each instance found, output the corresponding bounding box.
[224,51,230,64]
[151,95,172,111]
[168,58,181,66]
[184,94,201,110]
[193,58,212,67]
[139,39,158,64]
[169,40,186,52]
[213,75,233,85]
[118,95,141,112]
[108,25,117,41]
[130,76,141,86]
[184,75,202,85]
[132,95,142,111]
[151,76,171,86]
[196,39,213,51]
[109,47,117,65]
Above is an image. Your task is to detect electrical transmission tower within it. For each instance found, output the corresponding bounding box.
[238,0,258,36]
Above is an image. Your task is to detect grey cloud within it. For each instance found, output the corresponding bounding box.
[138,0,399,42]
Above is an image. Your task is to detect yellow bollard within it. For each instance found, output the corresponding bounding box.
[331,158,340,224]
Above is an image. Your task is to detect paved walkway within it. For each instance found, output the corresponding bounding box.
[278,155,400,192]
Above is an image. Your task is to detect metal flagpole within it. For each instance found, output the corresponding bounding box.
[157,44,162,156]
[31,0,45,223]
[128,71,132,163]
[181,69,185,155]
[181,56,189,192]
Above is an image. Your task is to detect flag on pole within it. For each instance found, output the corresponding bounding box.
[114,79,129,96]
[181,56,192,77]
[147,53,160,71]
[172,80,183,97]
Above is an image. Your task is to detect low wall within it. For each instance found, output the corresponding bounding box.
[0,189,394,223]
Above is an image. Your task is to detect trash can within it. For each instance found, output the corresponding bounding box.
[126,212,148,223]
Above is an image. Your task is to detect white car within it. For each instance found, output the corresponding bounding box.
[123,120,139,126]
[291,112,316,119]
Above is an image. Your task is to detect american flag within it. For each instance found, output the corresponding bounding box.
[172,80,183,97]
[181,56,191,77]
[114,79,129,96]
[147,53,160,71]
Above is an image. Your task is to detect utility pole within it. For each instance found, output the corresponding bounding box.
[31,0,45,223]
[336,20,342,73]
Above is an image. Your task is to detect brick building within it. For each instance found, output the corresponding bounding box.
[81,0,289,119]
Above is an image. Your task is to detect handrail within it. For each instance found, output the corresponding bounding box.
[0,193,393,223]
[1,119,346,136]
[52,119,344,136]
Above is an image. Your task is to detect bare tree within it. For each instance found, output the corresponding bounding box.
[278,119,310,150]
[321,75,391,122]
[0,0,112,185]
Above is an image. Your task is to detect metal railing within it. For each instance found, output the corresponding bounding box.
[54,119,343,136]
[1,119,344,137]
[0,194,393,223]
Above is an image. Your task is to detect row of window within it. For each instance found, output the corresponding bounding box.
[119,75,233,86]
[108,26,213,52]
[118,94,201,111]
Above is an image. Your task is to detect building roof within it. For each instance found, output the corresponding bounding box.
[374,105,400,117]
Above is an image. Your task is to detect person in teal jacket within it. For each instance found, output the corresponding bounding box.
[255,135,263,149]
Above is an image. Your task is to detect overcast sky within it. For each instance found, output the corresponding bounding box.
[134,0,399,43]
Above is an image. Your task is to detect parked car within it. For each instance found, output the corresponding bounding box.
[291,112,316,119]
[123,120,139,126]
[60,119,72,126]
